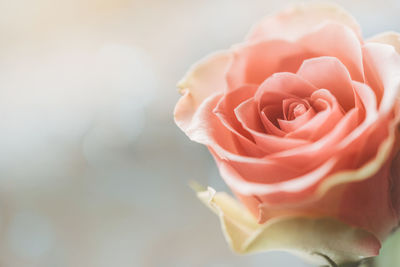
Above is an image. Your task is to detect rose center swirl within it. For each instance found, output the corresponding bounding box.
[259,89,345,140]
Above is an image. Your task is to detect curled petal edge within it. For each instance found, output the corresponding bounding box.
[245,2,362,43]
[175,51,233,132]
[196,186,380,265]
[367,31,400,55]
[222,116,398,201]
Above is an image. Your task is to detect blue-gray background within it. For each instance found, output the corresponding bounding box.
[0,0,399,266]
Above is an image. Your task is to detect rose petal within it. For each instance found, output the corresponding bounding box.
[213,151,302,184]
[221,108,359,197]
[177,92,268,163]
[260,105,286,136]
[362,43,400,114]
[367,31,400,54]
[255,151,398,239]
[297,57,356,111]
[196,187,380,265]
[235,98,310,153]
[278,107,316,133]
[227,40,308,90]
[214,85,265,156]
[298,23,364,82]
[315,118,399,216]
[230,22,364,89]
[338,81,378,150]
[246,2,362,43]
[218,157,337,195]
[175,51,232,132]
[268,108,358,169]
[227,119,399,241]
[255,72,318,107]
[282,98,310,121]
[285,89,345,141]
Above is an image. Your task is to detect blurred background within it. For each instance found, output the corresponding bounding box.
[0,0,399,266]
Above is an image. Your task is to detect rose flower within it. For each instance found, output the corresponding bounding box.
[174,3,400,265]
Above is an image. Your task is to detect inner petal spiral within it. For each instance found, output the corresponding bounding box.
[293,104,307,118]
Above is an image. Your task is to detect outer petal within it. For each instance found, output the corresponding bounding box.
[367,31,400,54]
[298,22,364,82]
[222,108,395,200]
[246,2,362,43]
[174,51,232,132]
[176,92,268,161]
[214,85,265,156]
[227,41,308,90]
[257,116,400,239]
[256,142,399,239]
[362,43,400,111]
[197,187,380,266]
[229,21,364,90]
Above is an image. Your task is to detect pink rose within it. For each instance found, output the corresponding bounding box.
[174,2,400,265]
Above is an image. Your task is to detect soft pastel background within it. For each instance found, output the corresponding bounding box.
[0,0,399,266]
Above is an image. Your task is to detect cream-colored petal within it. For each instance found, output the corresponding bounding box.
[198,187,260,252]
[363,43,400,114]
[246,2,362,43]
[197,187,380,266]
[367,31,400,54]
[175,51,233,132]
[177,51,232,104]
